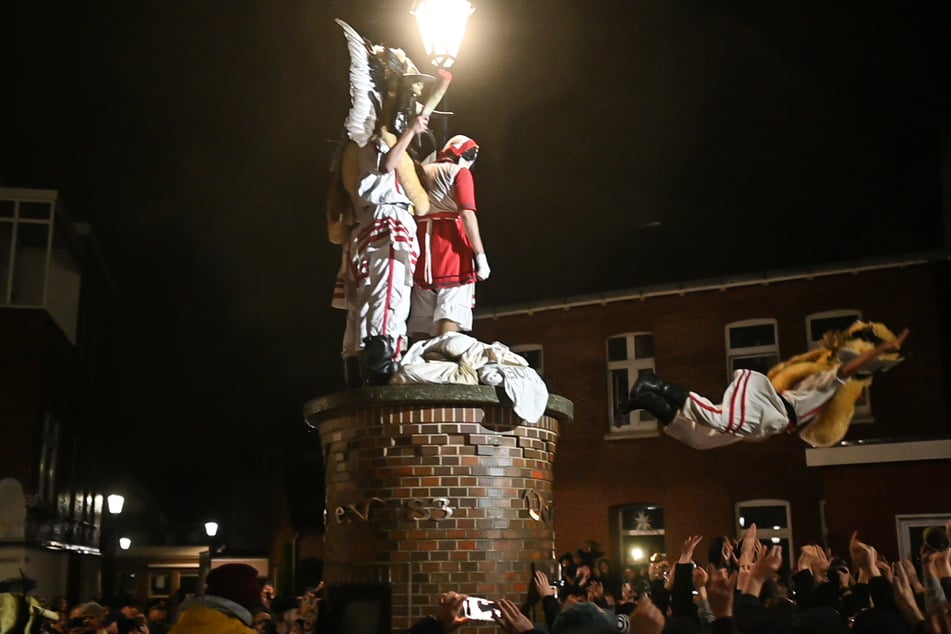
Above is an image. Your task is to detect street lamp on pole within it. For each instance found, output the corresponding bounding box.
[102,493,125,602]
[411,0,475,69]
[107,494,125,515]
[411,0,474,147]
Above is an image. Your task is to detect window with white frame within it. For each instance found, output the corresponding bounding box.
[725,319,779,378]
[618,504,666,567]
[0,188,82,343]
[736,499,793,571]
[1,195,54,307]
[806,310,871,420]
[896,514,951,562]
[607,332,658,438]
[511,344,544,375]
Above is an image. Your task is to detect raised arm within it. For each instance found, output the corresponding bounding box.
[382,115,429,174]
[838,328,908,379]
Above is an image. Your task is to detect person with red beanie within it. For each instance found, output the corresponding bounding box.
[170,564,261,634]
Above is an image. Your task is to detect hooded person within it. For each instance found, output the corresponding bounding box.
[550,601,622,634]
[170,564,261,634]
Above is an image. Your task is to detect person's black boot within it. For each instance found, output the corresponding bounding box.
[615,381,676,426]
[360,335,399,386]
[343,356,362,389]
[632,371,666,399]
[661,382,690,410]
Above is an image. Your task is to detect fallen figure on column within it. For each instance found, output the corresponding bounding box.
[616,321,909,449]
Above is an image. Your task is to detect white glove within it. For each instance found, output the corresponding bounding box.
[475,253,491,281]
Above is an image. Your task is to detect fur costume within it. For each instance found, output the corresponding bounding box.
[327,19,436,245]
[618,320,907,450]
[768,320,904,447]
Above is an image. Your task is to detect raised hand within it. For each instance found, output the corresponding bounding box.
[628,595,665,634]
[850,531,880,579]
[893,561,924,626]
[720,537,738,569]
[679,535,703,564]
[493,598,534,634]
[707,568,737,619]
[899,559,925,594]
[587,580,604,602]
[739,523,760,567]
[435,591,470,632]
[533,570,555,599]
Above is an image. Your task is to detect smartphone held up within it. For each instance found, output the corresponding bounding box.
[463,596,500,621]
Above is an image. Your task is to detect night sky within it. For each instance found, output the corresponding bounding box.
[3,1,948,522]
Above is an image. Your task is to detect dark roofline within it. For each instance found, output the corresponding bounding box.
[475,249,951,320]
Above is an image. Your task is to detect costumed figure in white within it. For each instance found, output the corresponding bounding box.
[327,19,451,386]
[409,135,490,338]
[616,321,908,449]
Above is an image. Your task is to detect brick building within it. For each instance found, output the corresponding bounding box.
[472,253,950,569]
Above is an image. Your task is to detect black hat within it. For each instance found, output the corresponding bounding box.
[0,576,37,593]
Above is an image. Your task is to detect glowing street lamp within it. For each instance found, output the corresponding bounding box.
[204,521,219,538]
[106,494,125,515]
[411,0,475,68]
[118,537,132,551]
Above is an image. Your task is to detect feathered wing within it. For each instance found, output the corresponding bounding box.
[336,18,379,147]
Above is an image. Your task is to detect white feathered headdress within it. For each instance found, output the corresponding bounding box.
[335,19,426,147]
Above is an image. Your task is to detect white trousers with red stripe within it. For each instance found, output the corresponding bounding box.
[665,369,790,450]
[356,244,414,347]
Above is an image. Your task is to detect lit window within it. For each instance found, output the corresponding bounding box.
[736,499,793,571]
[607,332,658,438]
[725,319,779,378]
[806,310,871,421]
[618,504,666,567]
[511,344,544,375]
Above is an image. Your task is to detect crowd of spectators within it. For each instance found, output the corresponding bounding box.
[4,522,950,633]
[410,523,951,634]
[1,564,323,634]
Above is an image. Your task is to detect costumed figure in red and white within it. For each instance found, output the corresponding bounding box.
[616,321,908,449]
[327,20,451,386]
[408,135,490,338]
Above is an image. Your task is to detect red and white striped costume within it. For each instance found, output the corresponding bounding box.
[408,161,479,334]
[665,368,844,449]
[335,140,419,354]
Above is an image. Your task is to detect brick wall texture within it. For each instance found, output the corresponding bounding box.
[321,403,560,632]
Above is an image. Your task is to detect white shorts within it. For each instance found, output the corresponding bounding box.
[408,284,476,335]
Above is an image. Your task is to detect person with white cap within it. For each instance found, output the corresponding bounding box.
[408,134,490,339]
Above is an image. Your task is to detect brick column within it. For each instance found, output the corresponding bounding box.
[304,385,573,633]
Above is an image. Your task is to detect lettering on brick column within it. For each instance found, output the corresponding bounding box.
[334,497,384,524]
[404,497,455,521]
[523,489,553,525]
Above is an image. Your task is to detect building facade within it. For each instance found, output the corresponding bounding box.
[473,253,950,570]
[0,187,118,601]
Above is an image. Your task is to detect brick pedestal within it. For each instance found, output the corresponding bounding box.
[303,385,573,633]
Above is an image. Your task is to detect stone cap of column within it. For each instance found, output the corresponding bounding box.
[303,384,573,428]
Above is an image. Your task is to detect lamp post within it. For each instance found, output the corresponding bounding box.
[411,0,474,147]
[101,494,125,602]
[411,0,475,69]
[199,521,220,591]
